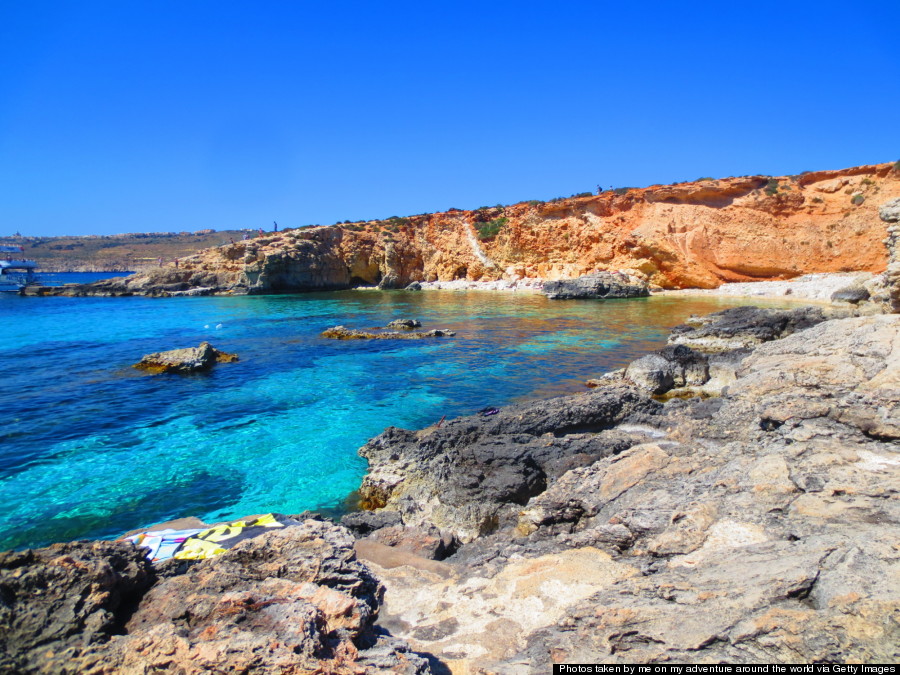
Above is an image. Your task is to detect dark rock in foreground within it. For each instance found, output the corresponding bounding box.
[133,341,238,374]
[0,519,432,674]
[542,272,649,300]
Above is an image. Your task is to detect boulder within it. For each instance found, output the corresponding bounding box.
[404,281,423,291]
[831,283,870,304]
[386,318,422,329]
[133,341,238,374]
[542,271,649,300]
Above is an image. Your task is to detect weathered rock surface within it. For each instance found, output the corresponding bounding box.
[0,540,154,673]
[1,519,432,674]
[623,344,709,395]
[322,326,455,340]
[667,304,833,351]
[386,318,422,329]
[355,312,900,670]
[542,271,650,300]
[358,386,660,542]
[133,341,238,374]
[880,197,900,313]
[31,162,900,297]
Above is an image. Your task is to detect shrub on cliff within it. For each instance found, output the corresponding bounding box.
[476,217,508,240]
[764,178,780,196]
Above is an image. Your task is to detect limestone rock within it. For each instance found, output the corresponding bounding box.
[668,305,831,351]
[880,198,900,313]
[357,387,659,541]
[624,344,709,394]
[386,318,422,329]
[322,326,455,340]
[133,341,238,374]
[542,272,649,300]
[0,541,154,674]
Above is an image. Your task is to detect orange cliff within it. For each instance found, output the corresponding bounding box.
[53,162,900,296]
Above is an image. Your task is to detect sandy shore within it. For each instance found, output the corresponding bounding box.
[357,271,877,303]
[655,272,875,303]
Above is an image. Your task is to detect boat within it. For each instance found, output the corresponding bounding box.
[0,245,38,292]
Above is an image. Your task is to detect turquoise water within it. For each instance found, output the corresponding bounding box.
[0,287,777,550]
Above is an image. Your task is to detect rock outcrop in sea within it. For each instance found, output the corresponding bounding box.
[541,271,649,299]
[24,162,900,297]
[133,342,238,374]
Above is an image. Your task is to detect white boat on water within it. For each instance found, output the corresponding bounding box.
[0,246,38,291]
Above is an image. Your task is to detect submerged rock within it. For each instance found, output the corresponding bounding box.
[322,326,455,340]
[133,341,238,374]
[542,271,649,300]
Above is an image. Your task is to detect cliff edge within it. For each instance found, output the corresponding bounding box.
[30,162,900,296]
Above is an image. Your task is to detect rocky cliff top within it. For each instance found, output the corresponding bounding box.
[28,162,900,297]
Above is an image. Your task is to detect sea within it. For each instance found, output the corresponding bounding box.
[0,274,779,551]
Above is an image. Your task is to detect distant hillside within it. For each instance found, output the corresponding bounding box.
[0,230,254,272]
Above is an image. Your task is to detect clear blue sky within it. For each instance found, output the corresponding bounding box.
[1,1,898,237]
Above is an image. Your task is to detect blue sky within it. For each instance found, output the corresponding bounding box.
[1,1,898,237]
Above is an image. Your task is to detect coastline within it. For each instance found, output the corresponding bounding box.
[4,299,898,672]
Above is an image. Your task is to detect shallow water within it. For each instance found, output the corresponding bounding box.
[0,287,787,550]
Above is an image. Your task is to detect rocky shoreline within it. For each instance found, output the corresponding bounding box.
[2,198,898,672]
[3,296,898,672]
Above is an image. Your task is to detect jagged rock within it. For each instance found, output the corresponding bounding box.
[361,312,900,670]
[668,305,832,351]
[879,197,900,223]
[542,272,649,300]
[378,274,401,290]
[1,519,433,673]
[133,341,238,374]
[357,386,659,541]
[386,318,422,329]
[880,198,900,313]
[0,540,155,674]
[322,326,454,340]
[341,509,403,536]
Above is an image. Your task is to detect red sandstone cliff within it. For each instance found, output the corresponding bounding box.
[59,162,900,295]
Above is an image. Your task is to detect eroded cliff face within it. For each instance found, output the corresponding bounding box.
[69,162,900,295]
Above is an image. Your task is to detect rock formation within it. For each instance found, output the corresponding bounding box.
[322,326,455,340]
[353,309,900,669]
[0,518,432,674]
[26,162,900,297]
[542,271,649,299]
[133,341,238,374]
[879,197,900,312]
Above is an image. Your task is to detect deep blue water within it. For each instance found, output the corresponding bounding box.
[0,282,779,550]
